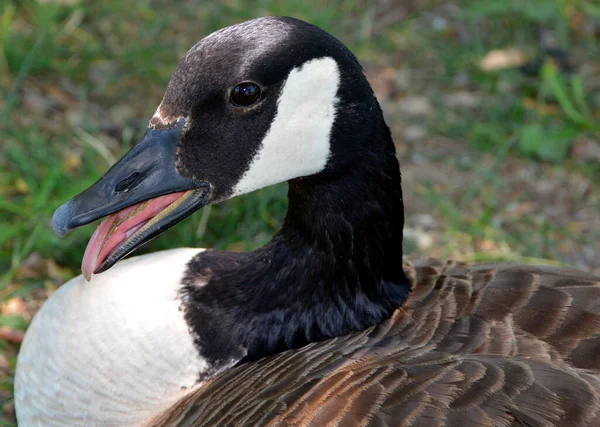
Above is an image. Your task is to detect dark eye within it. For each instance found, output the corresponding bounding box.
[230,82,261,107]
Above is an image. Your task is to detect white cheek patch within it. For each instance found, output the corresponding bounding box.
[233,56,340,196]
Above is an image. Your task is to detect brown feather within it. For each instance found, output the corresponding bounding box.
[150,260,600,427]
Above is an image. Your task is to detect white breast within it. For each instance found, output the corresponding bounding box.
[15,248,206,427]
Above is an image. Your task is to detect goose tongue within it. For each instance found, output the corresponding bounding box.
[81,192,187,281]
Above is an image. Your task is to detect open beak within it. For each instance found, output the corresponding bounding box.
[52,119,211,280]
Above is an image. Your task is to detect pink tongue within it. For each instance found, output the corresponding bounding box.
[81,192,187,281]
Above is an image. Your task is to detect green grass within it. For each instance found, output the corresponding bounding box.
[1,0,600,423]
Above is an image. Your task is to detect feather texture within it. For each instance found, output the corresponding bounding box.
[151,259,600,427]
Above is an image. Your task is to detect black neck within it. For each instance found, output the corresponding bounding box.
[181,115,410,374]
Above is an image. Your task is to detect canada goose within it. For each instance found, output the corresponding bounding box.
[15,16,600,427]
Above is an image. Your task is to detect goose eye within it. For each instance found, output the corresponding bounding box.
[230,82,261,107]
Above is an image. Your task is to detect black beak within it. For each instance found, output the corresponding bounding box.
[52,118,211,274]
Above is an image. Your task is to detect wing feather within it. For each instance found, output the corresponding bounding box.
[151,260,600,426]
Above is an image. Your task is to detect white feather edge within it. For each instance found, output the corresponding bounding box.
[15,248,206,427]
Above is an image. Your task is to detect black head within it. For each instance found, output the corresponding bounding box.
[152,16,380,200]
[51,17,387,279]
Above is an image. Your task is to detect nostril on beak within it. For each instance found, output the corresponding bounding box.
[115,172,141,193]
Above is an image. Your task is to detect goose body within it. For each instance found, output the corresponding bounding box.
[15,16,600,426]
[161,260,600,427]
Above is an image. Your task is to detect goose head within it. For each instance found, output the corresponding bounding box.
[52,16,381,281]
[17,16,409,426]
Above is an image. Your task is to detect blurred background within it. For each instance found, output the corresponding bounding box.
[1,0,599,423]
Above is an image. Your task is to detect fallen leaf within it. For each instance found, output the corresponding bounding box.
[2,298,28,319]
[480,48,527,71]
